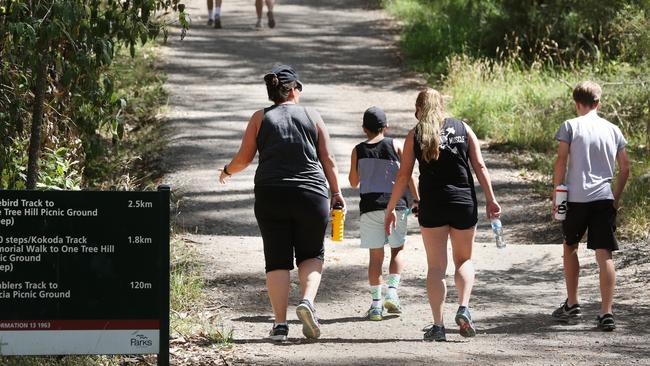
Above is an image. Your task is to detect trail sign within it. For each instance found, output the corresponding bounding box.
[0,187,170,365]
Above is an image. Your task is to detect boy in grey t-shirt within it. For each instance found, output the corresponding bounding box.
[551,81,630,331]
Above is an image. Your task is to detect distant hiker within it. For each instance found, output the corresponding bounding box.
[348,106,419,321]
[384,88,501,342]
[256,0,276,29]
[219,64,345,341]
[207,0,223,28]
[551,81,630,331]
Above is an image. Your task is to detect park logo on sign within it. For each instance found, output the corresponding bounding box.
[130,333,153,348]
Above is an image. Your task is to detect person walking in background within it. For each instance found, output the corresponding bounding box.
[207,0,223,28]
[256,0,276,29]
[349,106,419,321]
[384,88,501,342]
[219,64,346,341]
[551,81,630,331]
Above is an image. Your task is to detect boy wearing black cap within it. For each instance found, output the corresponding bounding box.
[349,106,419,321]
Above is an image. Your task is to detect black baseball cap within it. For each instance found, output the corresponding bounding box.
[266,64,303,90]
[363,106,388,130]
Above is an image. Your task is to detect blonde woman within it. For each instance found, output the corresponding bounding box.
[384,88,501,342]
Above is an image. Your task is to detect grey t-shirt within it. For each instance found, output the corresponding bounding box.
[555,110,627,202]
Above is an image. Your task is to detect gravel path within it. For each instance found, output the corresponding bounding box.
[161,0,650,364]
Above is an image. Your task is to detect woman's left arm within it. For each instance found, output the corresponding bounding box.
[219,110,262,184]
[466,123,501,219]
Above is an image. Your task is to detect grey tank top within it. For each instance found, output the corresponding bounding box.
[254,104,328,198]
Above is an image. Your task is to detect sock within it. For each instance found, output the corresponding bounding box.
[370,285,382,307]
[458,305,467,312]
[208,9,213,20]
[214,7,221,17]
[386,274,400,297]
[274,322,287,327]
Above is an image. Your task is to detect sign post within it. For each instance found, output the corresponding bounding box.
[0,188,170,364]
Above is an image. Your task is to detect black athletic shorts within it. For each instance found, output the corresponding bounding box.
[254,186,329,272]
[418,201,478,230]
[562,200,618,251]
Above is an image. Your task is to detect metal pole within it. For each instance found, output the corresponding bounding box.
[157,185,171,366]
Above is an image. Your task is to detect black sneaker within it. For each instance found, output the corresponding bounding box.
[267,10,276,28]
[207,18,214,26]
[296,299,321,339]
[454,306,477,337]
[552,299,582,322]
[423,324,446,342]
[214,16,222,29]
[268,323,288,341]
[596,314,616,331]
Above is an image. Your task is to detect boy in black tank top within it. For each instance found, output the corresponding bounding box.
[349,107,419,321]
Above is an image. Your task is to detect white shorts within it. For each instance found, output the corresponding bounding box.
[360,209,408,249]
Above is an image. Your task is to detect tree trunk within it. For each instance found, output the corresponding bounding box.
[647,98,650,152]
[26,59,48,189]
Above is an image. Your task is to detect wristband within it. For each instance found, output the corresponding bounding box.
[331,192,341,197]
[223,164,231,176]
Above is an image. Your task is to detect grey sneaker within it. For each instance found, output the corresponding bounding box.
[423,324,446,342]
[268,323,288,341]
[255,18,262,29]
[455,306,476,337]
[552,299,582,322]
[296,299,321,339]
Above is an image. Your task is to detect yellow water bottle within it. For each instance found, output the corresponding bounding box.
[331,202,345,242]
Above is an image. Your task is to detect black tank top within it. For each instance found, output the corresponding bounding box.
[254,104,328,198]
[414,118,476,205]
[355,137,407,214]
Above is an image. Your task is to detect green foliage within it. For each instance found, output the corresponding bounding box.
[382,0,650,75]
[0,0,189,189]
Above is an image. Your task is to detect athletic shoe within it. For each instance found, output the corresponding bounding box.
[296,299,321,339]
[268,324,288,341]
[552,299,582,322]
[214,17,222,29]
[207,18,214,26]
[596,314,616,331]
[422,324,446,342]
[455,306,477,337]
[366,305,383,321]
[267,11,276,28]
[255,19,262,29]
[383,293,402,314]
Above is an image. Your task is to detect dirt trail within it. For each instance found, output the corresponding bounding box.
[161,0,650,364]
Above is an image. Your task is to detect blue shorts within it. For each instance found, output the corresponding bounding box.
[360,209,407,249]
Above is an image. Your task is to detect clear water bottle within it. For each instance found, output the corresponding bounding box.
[491,218,505,249]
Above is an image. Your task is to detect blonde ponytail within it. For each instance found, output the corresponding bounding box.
[415,88,446,162]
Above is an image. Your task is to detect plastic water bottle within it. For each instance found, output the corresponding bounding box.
[331,202,345,242]
[554,184,568,221]
[491,218,505,249]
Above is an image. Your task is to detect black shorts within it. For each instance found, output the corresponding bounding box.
[562,200,618,251]
[255,186,329,272]
[418,202,478,230]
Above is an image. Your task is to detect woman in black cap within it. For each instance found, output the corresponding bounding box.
[219,64,346,341]
[384,88,501,342]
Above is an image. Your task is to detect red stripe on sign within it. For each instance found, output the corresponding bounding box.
[0,320,160,330]
[556,189,568,192]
